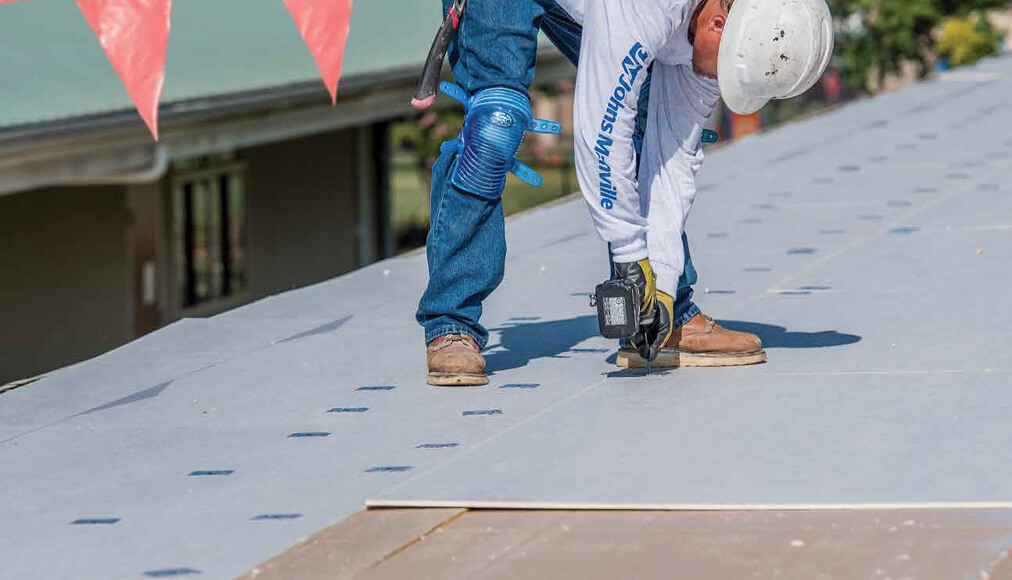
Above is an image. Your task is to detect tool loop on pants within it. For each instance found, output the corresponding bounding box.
[440,82,561,200]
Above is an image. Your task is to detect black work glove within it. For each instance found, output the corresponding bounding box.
[612,258,657,331]
[631,290,674,362]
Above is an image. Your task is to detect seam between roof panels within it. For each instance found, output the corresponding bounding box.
[722,162,1007,318]
[364,509,469,572]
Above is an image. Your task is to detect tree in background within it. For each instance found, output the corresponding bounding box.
[937,12,1003,67]
[395,109,463,194]
[830,0,1008,92]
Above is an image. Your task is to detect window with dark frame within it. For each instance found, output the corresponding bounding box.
[171,157,248,309]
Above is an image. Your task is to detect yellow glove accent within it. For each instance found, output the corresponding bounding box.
[637,258,656,317]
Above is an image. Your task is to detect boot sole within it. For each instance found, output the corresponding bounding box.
[617,348,768,369]
[426,372,489,387]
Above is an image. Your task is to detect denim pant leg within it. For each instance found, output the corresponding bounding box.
[672,233,702,328]
[415,0,546,348]
[416,148,507,348]
[539,2,582,67]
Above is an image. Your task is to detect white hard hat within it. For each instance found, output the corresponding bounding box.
[717,0,835,115]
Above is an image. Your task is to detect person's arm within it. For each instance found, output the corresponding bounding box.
[638,62,721,296]
[572,0,675,264]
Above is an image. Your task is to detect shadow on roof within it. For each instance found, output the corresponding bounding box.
[718,321,862,349]
[486,315,600,374]
[484,316,860,376]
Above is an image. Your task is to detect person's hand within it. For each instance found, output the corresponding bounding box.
[631,291,674,361]
[612,258,657,329]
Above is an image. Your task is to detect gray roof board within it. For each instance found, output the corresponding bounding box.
[2,54,1012,578]
[0,0,440,130]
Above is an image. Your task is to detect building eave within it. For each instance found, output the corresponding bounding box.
[0,66,421,197]
[0,65,419,150]
[0,51,573,197]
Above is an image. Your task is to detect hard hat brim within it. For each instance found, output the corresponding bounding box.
[718,72,770,115]
[716,0,769,115]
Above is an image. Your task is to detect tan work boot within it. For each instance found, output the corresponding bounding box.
[617,313,767,369]
[426,333,489,387]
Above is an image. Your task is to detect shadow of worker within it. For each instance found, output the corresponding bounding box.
[717,320,861,348]
[485,315,600,374]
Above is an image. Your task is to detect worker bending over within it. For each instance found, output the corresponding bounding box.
[417,0,834,385]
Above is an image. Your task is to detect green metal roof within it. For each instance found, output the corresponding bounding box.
[0,0,440,130]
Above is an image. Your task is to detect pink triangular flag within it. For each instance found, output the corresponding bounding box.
[283,0,353,104]
[76,0,172,139]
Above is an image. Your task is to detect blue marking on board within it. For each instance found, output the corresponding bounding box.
[328,407,369,414]
[252,514,302,521]
[288,432,330,438]
[188,470,234,477]
[143,569,201,578]
[416,443,459,449]
[365,466,413,473]
[500,383,540,389]
[357,386,396,391]
[71,518,120,525]
[463,409,503,417]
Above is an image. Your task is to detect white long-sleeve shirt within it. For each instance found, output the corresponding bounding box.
[556,0,721,296]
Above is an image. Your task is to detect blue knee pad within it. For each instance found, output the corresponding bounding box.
[440,82,561,200]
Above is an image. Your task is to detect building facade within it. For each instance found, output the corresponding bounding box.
[0,0,574,384]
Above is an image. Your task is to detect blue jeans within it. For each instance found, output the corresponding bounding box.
[416,0,700,348]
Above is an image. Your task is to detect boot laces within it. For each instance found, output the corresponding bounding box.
[443,334,477,351]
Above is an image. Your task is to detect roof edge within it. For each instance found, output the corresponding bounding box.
[0,64,421,147]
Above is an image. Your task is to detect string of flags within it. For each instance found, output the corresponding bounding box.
[0,0,354,139]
